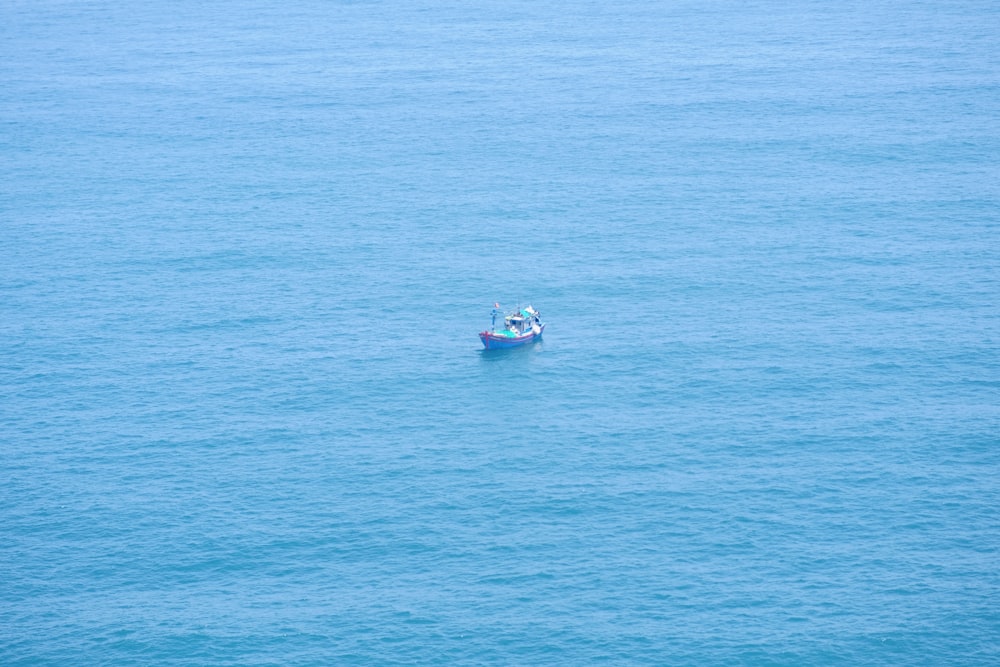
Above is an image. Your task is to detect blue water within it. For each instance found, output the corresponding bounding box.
[3,1,999,664]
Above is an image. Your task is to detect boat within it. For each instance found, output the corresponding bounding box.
[479,304,545,349]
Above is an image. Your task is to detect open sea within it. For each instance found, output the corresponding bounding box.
[2,1,999,664]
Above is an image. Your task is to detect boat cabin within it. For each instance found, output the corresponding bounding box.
[504,307,540,335]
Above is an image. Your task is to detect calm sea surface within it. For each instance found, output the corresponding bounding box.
[2,1,998,664]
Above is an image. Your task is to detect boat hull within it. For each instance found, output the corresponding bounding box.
[479,324,544,349]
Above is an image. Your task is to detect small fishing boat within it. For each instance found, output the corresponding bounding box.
[479,304,545,349]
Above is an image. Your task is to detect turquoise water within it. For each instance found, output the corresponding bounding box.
[3,1,999,664]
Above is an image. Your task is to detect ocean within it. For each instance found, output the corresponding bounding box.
[2,0,998,664]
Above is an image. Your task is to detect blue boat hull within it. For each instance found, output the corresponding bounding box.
[479,324,544,349]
